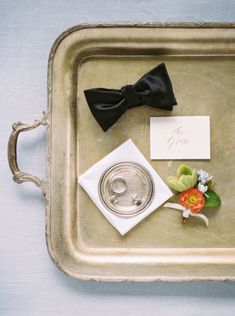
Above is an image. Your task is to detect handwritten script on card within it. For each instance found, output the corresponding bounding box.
[167,126,190,150]
[150,116,210,160]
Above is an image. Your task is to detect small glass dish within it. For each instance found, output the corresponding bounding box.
[99,162,155,217]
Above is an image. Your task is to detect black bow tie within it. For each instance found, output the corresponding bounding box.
[84,63,177,131]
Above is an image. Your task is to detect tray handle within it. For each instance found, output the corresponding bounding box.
[8,111,48,196]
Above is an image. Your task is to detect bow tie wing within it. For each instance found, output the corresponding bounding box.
[134,63,177,109]
[84,88,127,131]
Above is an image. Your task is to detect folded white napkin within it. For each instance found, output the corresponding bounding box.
[79,139,173,235]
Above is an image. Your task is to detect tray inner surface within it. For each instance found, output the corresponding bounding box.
[77,55,235,250]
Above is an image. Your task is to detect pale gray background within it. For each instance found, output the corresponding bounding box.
[1,1,235,315]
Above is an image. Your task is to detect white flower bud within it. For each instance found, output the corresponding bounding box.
[198,182,208,193]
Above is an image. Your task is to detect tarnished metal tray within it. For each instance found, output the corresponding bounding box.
[8,23,235,281]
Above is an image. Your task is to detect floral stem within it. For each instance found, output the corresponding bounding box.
[181,217,188,224]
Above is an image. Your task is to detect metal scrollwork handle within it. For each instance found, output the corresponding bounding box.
[8,111,48,196]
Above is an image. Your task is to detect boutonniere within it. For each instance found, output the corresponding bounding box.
[164,165,221,227]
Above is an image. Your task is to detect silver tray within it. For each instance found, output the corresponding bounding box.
[8,23,235,281]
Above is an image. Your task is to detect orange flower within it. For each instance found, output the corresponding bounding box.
[180,188,205,213]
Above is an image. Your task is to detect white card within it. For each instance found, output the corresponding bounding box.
[150,116,210,160]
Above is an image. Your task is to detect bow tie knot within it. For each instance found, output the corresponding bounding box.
[121,84,140,108]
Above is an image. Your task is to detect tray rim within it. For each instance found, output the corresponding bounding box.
[46,22,235,282]
[48,22,235,70]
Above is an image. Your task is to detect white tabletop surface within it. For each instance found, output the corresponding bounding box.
[1,1,235,315]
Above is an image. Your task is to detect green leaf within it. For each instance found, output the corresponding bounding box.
[205,191,221,208]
